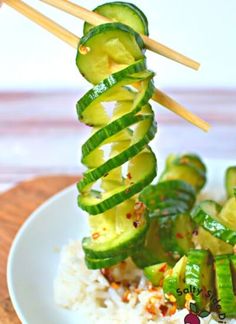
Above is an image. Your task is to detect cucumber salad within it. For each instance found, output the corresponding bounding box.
[56,2,236,322]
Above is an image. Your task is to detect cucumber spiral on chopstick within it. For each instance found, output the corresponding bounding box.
[75,3,157,269]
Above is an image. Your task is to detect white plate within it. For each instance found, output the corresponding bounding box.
[7,159,233,324]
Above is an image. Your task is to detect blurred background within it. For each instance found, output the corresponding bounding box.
[0,0,235,192]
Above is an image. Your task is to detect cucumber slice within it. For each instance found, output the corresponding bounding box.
[82,200,149,258]
[139,179,196,212]
[77,59,157,215]
[230,255,236,295]
[84,2,149,36]
[78,149,157,215]
[131,219,175,268]
[79,105,157,189]
[225,166,236,198]
[191,200,236,246]
[166,153,206,173]
[85,251,128,269]
[214,255,236,317]
[144,262,169,286]
[159,213,194,258]
[195,227,233,255]
[163,256,187,308]
[185,249,213,310]
[77,23,145,84]
[160,153,206,192]
[76,60,153,124]
[218,197,236,230]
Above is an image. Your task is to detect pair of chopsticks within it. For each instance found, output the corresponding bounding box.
[2,0,210,132]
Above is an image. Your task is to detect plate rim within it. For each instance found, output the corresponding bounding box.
[7,183,76,323]
[6,158,236,323]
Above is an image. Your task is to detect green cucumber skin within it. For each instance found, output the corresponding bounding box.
[163,275,185,307]
[139,180,196,210]
[85,239,145,269]
[79,22,145,50]
[85,252,128,269]
[77,72,155,193]
[191,200,236,245]
[158,214,194,257]
[78,117,157,191]
[225,166,236,198]
[140,185,195,208]
[230,255,236,295]
[76,59,148,120]
[83,2,149,36]
[167,153,207,173]
[78,148,157,215]
[163,256,187,308]
[77,23,145,85]
[185,249,213,310]
[131,219,175,268]
[160,153,207,192]
[139,179,196,220]
[149,205,189,218]
[77,19,157,268]
[215,256,236,317]
[81,106,154,159]
[82,213,149,258]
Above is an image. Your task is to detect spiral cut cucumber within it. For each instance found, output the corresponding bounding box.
[75,14,157,268]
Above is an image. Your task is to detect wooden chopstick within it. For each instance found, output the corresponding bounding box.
[3,0,79,48]
[41,0,200,71]
[2,0,210,132]
[153,89,210,132]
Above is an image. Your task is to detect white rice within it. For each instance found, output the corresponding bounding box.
[54,240,235,323]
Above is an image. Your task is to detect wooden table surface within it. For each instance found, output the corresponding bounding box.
[0,89,235,322]
[0,175,78,323]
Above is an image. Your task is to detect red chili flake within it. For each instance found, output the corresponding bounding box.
[134,288,141,294]
[125,188,130,194]
[147,282,154,290]
[148,287,159,293]
[92,232,100,240]
[135,201,144,209]
[169,303,177,315]
[146,303,157,315]
[120,261,127,269]
[133,221,140,228]
[180,157,189,165]
[159,264,168,273]
[126,212,132,219]
[159,279,164,287]
[79,45,91,55]
[101,269,114,283]
[134,213,142,221]
[111,282,120,289]
[123,280,131,288]
[122,290,131,303]
[176,232,184,239]
[159,304,169,317]
[192,228,198,235]
[127,172,132,180]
